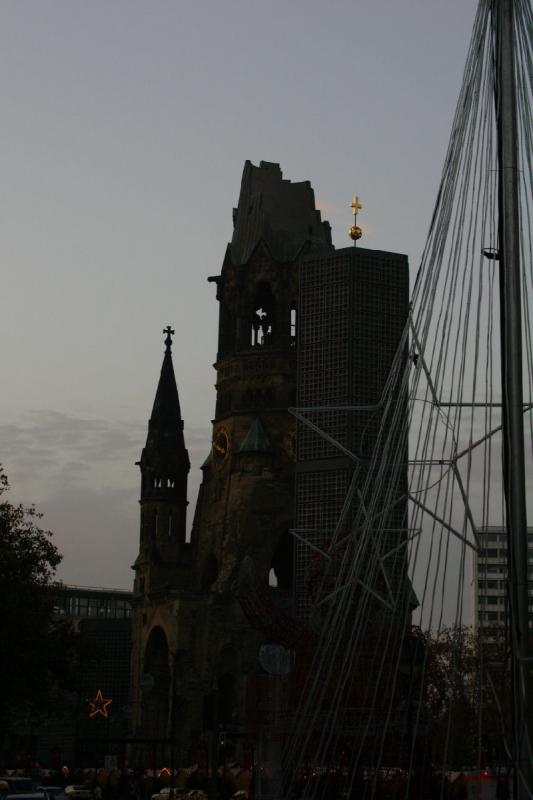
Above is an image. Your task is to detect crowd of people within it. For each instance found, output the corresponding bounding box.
[36,763,252,800]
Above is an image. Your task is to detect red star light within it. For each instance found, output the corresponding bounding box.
[88,689,113,719]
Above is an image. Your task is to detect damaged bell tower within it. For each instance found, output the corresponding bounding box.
[195,160,332,592]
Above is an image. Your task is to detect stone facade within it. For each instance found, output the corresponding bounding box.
[130,161,332,766]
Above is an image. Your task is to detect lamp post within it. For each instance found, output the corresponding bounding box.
[493,2,532,797]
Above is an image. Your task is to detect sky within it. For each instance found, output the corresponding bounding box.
[0,0,479,590]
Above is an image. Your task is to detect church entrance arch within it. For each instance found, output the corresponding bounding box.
[142,626,171,739]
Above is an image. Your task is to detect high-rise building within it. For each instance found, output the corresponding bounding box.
[473,526,533,634]
[294,246,410,622]
[287,246,421,774]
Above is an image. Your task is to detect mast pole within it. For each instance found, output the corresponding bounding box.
[495,1,532,796]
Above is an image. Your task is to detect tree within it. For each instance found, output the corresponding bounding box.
[415,625,512,769]
[0,465,80,718]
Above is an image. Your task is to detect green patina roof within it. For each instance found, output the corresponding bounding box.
[239,418,272,453]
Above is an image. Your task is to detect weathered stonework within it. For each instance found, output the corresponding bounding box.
[130,161,332,766]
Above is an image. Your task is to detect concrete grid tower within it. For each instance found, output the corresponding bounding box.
[293,246,411,624]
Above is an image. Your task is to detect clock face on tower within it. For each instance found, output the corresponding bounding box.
[211,426,231,470]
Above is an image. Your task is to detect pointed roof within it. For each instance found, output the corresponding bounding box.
[141,326,189,472]
[239,418,272,453]
[149,325,182,432]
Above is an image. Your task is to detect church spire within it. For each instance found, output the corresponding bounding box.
[134,327,190,592]
[139,327,190,501]
[148,326,183,435]
[164,324,174,352]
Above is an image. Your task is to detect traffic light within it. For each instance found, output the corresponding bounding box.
[218,730,226,748]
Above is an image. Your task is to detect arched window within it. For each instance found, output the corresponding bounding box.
[271,530,295,592]
[142,626,171,737]
[251,283,276,347]
[290,304,297,347]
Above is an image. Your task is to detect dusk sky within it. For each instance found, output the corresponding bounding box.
[1,1,478,590]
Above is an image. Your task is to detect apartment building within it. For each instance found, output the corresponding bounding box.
[473,526,533,632]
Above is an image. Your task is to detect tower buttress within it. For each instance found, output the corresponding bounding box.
[134,326,190,593]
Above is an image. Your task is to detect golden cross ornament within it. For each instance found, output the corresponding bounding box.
[350,196,362,216]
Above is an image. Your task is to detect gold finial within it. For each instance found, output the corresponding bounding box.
[350,196,362,216]
[348,195,363,245]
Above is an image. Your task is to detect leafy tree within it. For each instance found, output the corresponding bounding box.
[0,465,80,717]
[414,625,512,769]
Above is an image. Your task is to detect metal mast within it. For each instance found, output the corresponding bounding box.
[494,0,532,796]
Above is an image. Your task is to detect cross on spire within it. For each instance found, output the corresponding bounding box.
[163,325,175,353]
[350,195,362,216]
[348,195,363,246]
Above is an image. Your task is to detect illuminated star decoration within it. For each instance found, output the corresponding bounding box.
[88,689,113,719]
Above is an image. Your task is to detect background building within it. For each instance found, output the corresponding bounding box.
[54,585,132,622]
[6,585,133,769]
[473,526,533,634]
